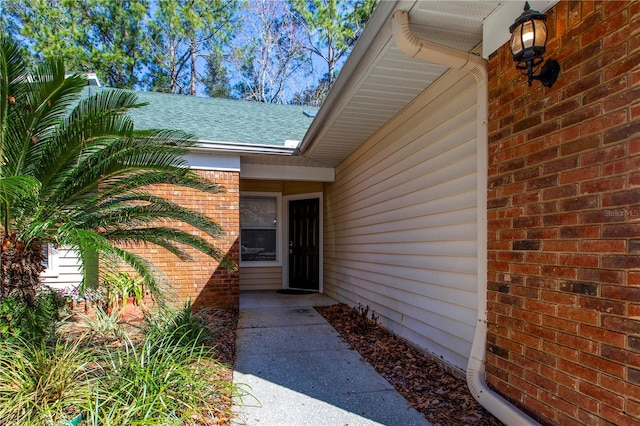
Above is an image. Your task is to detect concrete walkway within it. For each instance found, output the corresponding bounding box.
[232,291,430,426]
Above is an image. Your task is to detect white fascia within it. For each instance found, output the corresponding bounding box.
[241,164,335,182]
[193,140,298,156]
[186,140,295,171]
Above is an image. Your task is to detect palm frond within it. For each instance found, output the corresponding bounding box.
[103,226,224,261]
[81,194,223,238]
[0,35,28,162]
[1,36,229,304]
[10,64,86,176]
[39,129,195,207]
[33,90,144,188]
[0,175,40,233]
[98,247,167,304]
[0,176,40,202]
[96,170,222,201]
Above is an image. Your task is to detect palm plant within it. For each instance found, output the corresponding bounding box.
[0,35,224,303]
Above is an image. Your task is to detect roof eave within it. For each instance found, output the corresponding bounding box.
[297,0,406,156]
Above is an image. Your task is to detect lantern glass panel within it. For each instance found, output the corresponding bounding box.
[532,20,547,48]
[510,18,548,60]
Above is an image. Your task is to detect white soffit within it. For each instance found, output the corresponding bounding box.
[301,0,503,168]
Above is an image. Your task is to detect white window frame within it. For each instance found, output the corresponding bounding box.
[239,192,282,268]
[40,243,60,278]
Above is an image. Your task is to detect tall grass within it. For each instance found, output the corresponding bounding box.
[0,338,98,425]
[90,325,230,424]
[0,301,240,425]
[142,300,208,346]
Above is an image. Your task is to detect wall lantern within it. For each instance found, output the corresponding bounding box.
[509,2,560,88]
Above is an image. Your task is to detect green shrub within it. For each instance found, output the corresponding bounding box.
[143,300,209,347]
[103,272,145,310]
[0,298,239,425]
[0,288,67,343]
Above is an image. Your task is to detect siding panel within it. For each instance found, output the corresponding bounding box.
[240,267,282,290]
[324,72,478,371]
[42,247,82,290]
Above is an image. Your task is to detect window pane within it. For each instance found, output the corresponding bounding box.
[42,244,49,268]
[241,196,276,228]
[241,229,276,262]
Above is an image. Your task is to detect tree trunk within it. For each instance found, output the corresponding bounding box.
[169,38,179,94]
[190,39,197,96]
[0,234,45,305]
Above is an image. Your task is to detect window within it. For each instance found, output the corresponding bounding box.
[41,243,59,277]
[42,244,50,268]
[240,194,280,265]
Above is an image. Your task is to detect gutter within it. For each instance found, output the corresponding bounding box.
[392,10,540,426]
[191,139,297,156]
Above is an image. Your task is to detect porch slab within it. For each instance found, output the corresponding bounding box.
[232,290,429,426]
[238,306,328,328]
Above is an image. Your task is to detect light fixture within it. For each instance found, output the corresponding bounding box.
[509,2,560,88]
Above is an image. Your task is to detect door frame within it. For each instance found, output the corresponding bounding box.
[283,192,323,292]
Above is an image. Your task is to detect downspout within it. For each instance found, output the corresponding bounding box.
[392,10,539,426]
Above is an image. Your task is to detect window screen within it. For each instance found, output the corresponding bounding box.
[240,196,277,262]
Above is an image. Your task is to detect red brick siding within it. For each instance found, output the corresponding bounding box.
[487,1,640,424]
[127,170,239,309]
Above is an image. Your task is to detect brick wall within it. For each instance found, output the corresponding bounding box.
[128,170,239,309]
[487,1,640,424]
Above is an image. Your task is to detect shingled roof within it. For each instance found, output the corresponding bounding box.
[90,88,318,147]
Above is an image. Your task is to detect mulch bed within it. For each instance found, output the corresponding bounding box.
[316,303,503,426]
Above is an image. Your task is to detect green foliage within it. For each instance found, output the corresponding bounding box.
[79,307,126,342]
[202,50,232,98]
[91,321,228,424]
[103,272,145,308]
[143,300,209,347]
[1,0,150,88]
[1,0,376,102]
[148,0,239,94]
[0,34,225,298]
[0,304,239,425]
[290,0,377,87]
[0,338,98,425]
[0,288,67,343]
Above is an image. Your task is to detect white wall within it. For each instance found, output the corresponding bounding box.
[323,71,479,371]
[41,246,82,290]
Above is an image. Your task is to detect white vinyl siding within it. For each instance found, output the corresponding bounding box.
[239,266,282,290]
[41,247,83,291]
[323,72,478,371]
